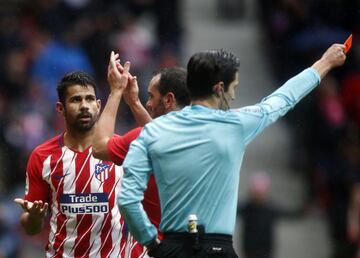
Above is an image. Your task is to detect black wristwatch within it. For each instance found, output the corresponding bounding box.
[146,237,160,253]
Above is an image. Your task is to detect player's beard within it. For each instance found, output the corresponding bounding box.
[150,102,166,119]
[66,111,98,133]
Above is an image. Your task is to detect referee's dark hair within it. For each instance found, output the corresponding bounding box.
[154,67,190,107]
[187,49,240,100]
[57,71,97,104]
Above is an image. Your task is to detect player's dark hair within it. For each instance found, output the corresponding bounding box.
[57,71,97,104]
[187,49,240,99]
[154,67,190,107]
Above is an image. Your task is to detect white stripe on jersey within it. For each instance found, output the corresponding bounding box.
[107,210,122,257]
[72,219,97,256]
[86,163,121,257]
[42,155,52,180]
[108,166,123,257]
[69,148,95,256]
[88,156,104,258]
[48,147,73,257]
[61,148,78,255]
[70,149,92,190]
[41,155,57,258]
[49,147,67,178]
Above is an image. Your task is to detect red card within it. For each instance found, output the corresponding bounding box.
[344,34,353,54]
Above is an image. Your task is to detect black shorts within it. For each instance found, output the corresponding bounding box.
[148,232,238,258]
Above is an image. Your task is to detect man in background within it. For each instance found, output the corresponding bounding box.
[238,172,306,258]
[92,51,190,256]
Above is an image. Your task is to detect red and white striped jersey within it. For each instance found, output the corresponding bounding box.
[24,133,149,258]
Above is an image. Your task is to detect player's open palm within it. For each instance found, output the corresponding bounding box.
[14,198,49,218]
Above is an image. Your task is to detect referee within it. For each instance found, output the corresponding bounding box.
[118,43,346,258]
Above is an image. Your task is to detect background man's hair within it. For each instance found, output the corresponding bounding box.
[155,67,190,107]
[187,49,240,99]
[57,71,97,104]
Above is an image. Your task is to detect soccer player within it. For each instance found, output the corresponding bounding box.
[92,52,190,256]
[118,43,347,257]
[13,69,141,257]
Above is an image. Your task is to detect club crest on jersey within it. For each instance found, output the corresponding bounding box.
[95,163,110,182]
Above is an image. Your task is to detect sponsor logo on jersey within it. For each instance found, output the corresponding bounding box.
[60,193,109,215]
[94,163,110,182]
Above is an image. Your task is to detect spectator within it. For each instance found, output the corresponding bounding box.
[238,172,305,258]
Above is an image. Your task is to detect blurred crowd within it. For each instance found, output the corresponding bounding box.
[0,0,359,257]
[0,0,182,256]
[258,1,360,257]
[0,0,183,191]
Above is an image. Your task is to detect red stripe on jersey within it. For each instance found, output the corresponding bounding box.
[107,128,142,166]
[52,216,69,257]
[119,220,128,257]
[126,235,147,258]
[101,164,115,257]
[50,145,67,257]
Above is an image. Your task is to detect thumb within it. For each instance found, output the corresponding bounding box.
[14,198,24,205]
[129,76,137,83]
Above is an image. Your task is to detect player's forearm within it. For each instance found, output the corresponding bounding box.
[20,212,45,235]
[119,202,158,245]
[119,146,157,245]
[128,100,152,126]
[311,59,332,80]
[93,90,123,160]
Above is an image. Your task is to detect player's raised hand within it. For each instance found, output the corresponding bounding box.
[14,198,48,218]
[312,43,347,79]
[107,51,131,93]
[123,73,140,105]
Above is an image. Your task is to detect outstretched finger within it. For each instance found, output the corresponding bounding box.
[110,52,117,68]
[31,201,39,212]
[108,51,114,71]
[40,203,49,217]
[123,61,131,74]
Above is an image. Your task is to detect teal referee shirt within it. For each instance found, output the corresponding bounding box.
[118,68,321,245]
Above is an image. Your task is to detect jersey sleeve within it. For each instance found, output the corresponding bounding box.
[107,127,142,165]
[143,175,162,238]
[24,150,50,203]
[232,67,321,145]
[118,127,158,245]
